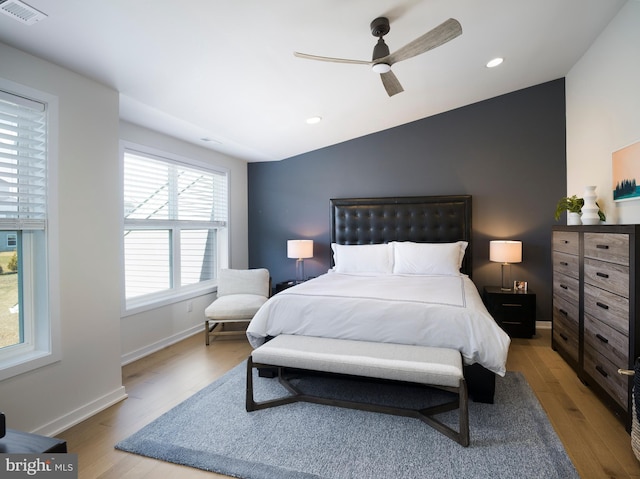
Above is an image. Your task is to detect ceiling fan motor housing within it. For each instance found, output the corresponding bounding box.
[372,38,390,61]
[370,17,390,37]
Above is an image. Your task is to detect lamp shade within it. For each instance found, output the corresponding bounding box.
[489,240,522,264]
[287,240,313,259]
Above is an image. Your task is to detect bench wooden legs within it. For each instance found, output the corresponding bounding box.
[246,356,470,447]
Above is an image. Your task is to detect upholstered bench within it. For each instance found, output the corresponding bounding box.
[246,334,469,446]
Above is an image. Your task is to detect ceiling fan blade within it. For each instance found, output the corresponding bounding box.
[380,70,403,97]
[293,52,371,66]
[385,18,462,65]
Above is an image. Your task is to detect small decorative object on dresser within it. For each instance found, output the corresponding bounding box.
[552,224,640,431]
[581,186,601,225]
[555,195,583,225]
[554,194,605,225]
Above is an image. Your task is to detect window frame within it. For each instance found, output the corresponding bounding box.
[120,141,230,316]
[0,78,61,381]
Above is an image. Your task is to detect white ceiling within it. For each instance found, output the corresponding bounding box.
[0,0,627,162]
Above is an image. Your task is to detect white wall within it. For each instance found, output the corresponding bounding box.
[566,0,640,224]
[0,43,249,435]
[119,122,249,363]
[0,42,125,435]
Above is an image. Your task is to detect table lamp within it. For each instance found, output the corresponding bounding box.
[287,239,313,283]
[490,240,522,291]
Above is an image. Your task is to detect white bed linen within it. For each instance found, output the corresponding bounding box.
[246,272,510,376]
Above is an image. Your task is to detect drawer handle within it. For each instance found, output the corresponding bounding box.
[596,244,609,250]
[596,301,609,310]
[596,365,608,378]
[563,240,569,244]
[502,303,522,308]
[560,261,569,266]
[559,333,568,341]
[596,272,609,278]
[560,284,568,290]
[595,333,609,344]
[559,309,568,316]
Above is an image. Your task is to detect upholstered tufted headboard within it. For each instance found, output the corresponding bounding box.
[330,195,472,276]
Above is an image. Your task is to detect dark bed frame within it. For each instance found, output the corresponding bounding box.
[329,195,495,403]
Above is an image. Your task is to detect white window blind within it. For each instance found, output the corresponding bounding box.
[0,90,47,230]
[124,151,228,224]
[123,148,228,303]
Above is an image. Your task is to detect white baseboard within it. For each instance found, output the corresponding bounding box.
[120,324,202,366]
[33,386,128,437]
[536,320,552,330]
[32,325,203,437]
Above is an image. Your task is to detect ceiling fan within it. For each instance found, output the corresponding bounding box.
[294,17,462,97]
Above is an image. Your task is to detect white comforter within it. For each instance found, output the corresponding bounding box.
[247,272,510,376]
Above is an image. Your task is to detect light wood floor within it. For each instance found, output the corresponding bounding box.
[57,328,640,478]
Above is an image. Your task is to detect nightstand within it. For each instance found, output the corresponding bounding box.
[274,280,296,294]
[483,286,536,338]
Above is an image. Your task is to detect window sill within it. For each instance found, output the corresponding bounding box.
[122,284,217,317]
[0,348,61,382]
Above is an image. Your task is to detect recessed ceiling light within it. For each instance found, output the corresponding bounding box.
[306,116,322,125]
[486,57,504,68]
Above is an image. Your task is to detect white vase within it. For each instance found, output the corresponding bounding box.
[581,185,600,225]
[567,212,582,225]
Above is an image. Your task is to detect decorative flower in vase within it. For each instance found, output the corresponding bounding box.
[554,195,606,224]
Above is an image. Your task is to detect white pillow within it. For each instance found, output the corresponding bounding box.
[332,243,393,274]
[392,241,468,275]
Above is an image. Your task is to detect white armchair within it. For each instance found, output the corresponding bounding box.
[204,268,270,345]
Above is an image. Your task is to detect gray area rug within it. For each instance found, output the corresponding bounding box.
[116,362,578,479]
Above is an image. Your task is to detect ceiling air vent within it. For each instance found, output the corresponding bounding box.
[0,0,47,25]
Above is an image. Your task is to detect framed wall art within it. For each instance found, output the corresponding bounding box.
[613,140,640,202]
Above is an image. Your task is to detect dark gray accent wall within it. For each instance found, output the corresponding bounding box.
[248,79,566,321]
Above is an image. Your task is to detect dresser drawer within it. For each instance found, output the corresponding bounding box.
[552,251,579,279]
[584,283,629,334]
[552,231,579,255]
[584,233,629,266]
[553,294,579,327]
[583,347,629,411]
[584,257,629,298]
[584,313,628,369]
[553,272,579,304]
[553,297,579,364]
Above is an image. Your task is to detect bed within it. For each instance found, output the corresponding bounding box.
[246,195,510,402]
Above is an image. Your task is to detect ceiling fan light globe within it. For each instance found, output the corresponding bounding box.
[372,63,391,74]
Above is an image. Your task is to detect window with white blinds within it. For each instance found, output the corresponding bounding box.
[0,82,56,380]
[122,146,229,307]
[0,90,47,230]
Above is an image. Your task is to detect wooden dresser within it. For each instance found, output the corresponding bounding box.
[552,225,640,430]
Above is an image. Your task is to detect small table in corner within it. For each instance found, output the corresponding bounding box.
[482,286,536,338]
[274,280,297,295]
[0,428,67,453]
